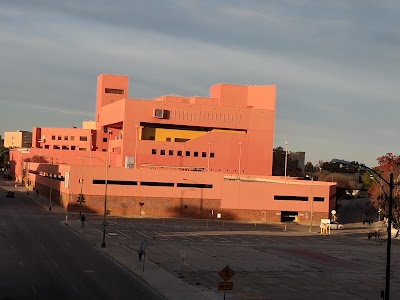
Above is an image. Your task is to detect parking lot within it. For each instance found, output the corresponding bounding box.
[68,215,400,300]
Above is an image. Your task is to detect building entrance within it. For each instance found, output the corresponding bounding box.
[280,211,298,222]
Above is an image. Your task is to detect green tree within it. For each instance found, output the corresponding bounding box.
[304,162,314,172]
[272,146,302,177]
[0,146,10,166]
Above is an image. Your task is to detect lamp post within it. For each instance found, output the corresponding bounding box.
[78,158,84,219]
[331,159,394,300]
[305,175,314,232]
[40,154,54,211]
[284,140,288,182]
[86,156,108,248]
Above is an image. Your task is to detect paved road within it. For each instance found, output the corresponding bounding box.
[0,182,165,300]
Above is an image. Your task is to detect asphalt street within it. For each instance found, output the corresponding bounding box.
[0,180,165,300]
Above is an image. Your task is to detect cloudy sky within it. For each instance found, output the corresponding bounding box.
[1,0,399,167]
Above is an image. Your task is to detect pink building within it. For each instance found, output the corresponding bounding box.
[9,74,336,223]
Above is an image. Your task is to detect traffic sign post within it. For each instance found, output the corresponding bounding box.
[219,265,235,299]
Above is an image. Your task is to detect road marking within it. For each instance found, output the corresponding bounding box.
[65,243,72,248]
[19,261,24,268]
[154,231,173,240]
[189,232,212,241]
[136,230,153,239]
[72,285,79,294]
[40,244,45,249]
[52,260,58,268]
[10,244,14,249]
[116,230,131,238]
[96,229,111,237]
[211,235,232,243]
[173,232,193,240]
[32,285,37,296]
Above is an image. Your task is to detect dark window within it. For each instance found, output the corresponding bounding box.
[105,88,124,94]
[186,151,190,157]
[53,145,60,149]
[102,149,107,152]
[62,146,69,150]
[177,151,182,156]
[93,180,137,185]
[160,150,165,155]
[175,138,190,143]
[58,136,62,140]
[166,137,171,142]
[314,197,325,202]
[52,135,55,140]
[79,148,87,151]
[210,152,215,158]
[80,136,88,141]
[64,136,68,140]
[202,152,207,158]
[149,136,155,140]
[103,138,107,142]
[140,181,174,187]
[177,183,213,189]
[274,195,308,201]
[152,149,157,155]
[44,145,49,149]
[71,146,76,150]
[169,150,174,155]
[103,126,108,133]
[194,152,198,157]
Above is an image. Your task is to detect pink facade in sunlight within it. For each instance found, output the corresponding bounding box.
[8,74,336,223]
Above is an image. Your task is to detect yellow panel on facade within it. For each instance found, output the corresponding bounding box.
[211,129,246,134]
[155,128,207,142]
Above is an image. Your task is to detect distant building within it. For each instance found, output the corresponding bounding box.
[4,130,32,148]
[290,151,305,171]
[0,135,4,147]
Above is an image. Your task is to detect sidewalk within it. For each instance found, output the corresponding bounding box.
[65,220,220,300]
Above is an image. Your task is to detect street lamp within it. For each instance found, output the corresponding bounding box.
[331,159,394,300]
[40,154,54,211]
[305,175,314,232]
[284,140,288,182]
[85,156,108,248]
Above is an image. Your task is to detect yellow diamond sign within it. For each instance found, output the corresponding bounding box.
[219,265,235,282]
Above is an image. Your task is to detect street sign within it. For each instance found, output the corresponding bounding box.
[219,265,235,282]
[218,282,233,291]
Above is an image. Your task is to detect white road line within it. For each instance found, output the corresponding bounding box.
[96,229,111,237]
[173,232,193,240]
[211,235,232,243]
[154,231,173,240]
[52,260,58,268]
[65,243,72,248]
[72,285,79,294]
[19,261,24,268]
[40,244,44,249]
[136,230,153,239]
[32,285,37,296]
[189,232,212,241]
[116,230,132,239]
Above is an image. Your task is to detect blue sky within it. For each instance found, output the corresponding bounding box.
[1,0,399,167]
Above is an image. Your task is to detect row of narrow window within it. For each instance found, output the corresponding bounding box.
[274,195,325,202]
[44,145,88,151]
[152,149,215,158]
[51,135,88,141]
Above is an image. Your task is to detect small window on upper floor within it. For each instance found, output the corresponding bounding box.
[166,137,171,142]
[58,136,62,140]
[64,136,68,140]
[102,149,107,152]
[160,150,165,155]
[103,126,108,133]
[105,88,124,94]
[70,136,75,141]
[53,145,60,149]
[210,153,215,158]
[44,145,49,149]
[52,136,55,140]
[186,151,190,157]
[177,150,182,157]
[79,148,87,151]
[169,150,174,156]
[71,146,76,150]
[103,138,107,142]
[194,152,198,157]
[202,152,207,158]
[80,136,88,141]
[62,145,69,150]
[152,149,157,155]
